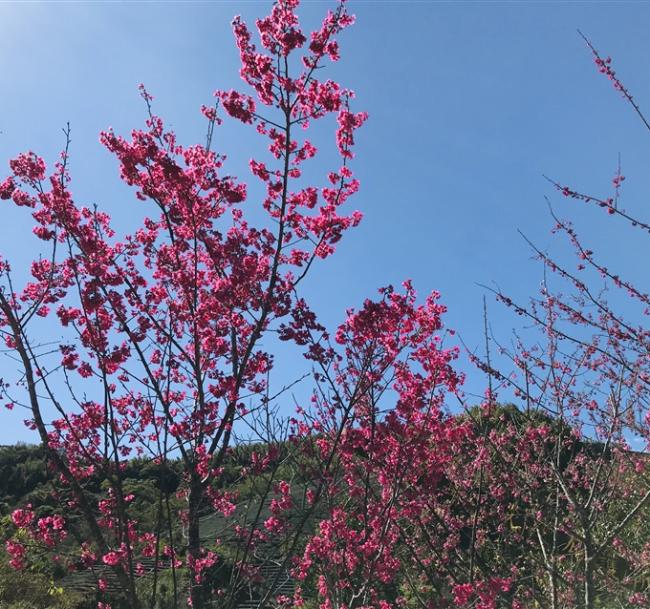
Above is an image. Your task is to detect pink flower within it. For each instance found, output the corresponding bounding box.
[6,540,27,570]
[9,151,46,182]
[102,551,121,567]
[11,506,35,528]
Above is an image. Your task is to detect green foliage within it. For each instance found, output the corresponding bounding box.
[0,444,47,513]
[0,556,85,609]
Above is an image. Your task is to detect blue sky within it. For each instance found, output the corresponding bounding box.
[1,0,649,444]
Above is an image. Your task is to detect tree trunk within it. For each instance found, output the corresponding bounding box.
[188,476,206,609]
[583,529,595,609]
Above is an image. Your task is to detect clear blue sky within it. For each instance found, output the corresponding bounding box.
[1,0,649,444]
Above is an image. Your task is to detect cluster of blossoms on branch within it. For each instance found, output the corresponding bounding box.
[5,504,66,569]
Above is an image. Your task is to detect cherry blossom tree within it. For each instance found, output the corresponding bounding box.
[292,284,463,609]
[480,38,650,609]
